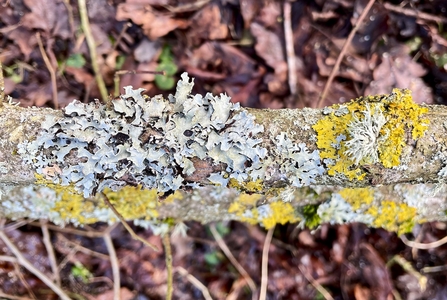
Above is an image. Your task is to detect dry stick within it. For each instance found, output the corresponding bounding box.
[387,255,427,292]
[400,234,447,249]
[36,32,59,109]
[103,230,121,300]
[283,1,297,97]
[0,228,71,300]
[259,227,274,300]
[112,22,132,52]
[13,261,37,300]
[411,228,424,259]
[175,267,213,300]
[298,265,334,300]
[56,232,110,261]
[0,60,5,107]
[29,221,114,238]
[0,291,33,300]
[62,0,75,36]
[78,0,109,104]
[100,192,159,252]
[383,2,447,24]
[163,233,173,300]
[316,0,376,108]
[40,220,62,287]
[208,224,257,297]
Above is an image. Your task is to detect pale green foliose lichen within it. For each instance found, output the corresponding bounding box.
[18,73,268,197]
[18,73,326,198]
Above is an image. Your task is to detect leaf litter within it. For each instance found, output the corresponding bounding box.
[0,0,447,298]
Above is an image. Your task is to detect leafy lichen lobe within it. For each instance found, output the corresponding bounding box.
[313,88,429,180]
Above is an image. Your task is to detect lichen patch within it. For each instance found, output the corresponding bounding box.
[313,88,429,181]
[18,73,267,197]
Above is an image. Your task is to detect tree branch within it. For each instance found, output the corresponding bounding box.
[0,73,446,234]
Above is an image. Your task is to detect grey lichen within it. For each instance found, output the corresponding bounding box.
[18,73,327,198]
[271,133,324,188]
[317,193,372,225]
[344,104,387,165]
[18,73,267,196]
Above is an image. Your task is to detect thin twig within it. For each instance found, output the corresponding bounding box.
[40,220,61,286]
[400,234,447,249]
[0,291,33,300]
[36,32,59,109]
[299,265,334,300]
[13,261,37,299]
[387,255,427,292]
[209,224,257,296]
[112,22,132,52]
[62,0,75,36]
[163,233,173,300]
[56,233,110,261]
[383,2,447,24]
[0,226,71,300]
[175,267,213,300]
[100,192,159,252]
[0,60,5,107]
[103,230,121,300]
[411,227,424,259]
[317,0,376,108]
[78,0,109,104]
[28,221,112,238]
[259,227,274,300]
[283,1,297,97]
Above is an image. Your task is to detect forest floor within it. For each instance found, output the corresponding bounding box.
[1,0,447,299]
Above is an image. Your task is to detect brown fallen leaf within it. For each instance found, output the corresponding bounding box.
[190,3,228,43]
[116,3,188,40]
[22,0,71,39]
[365,44,433,104]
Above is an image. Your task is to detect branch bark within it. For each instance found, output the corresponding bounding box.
[0,77,446,234]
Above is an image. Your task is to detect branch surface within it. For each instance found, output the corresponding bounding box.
[1,73,446,234]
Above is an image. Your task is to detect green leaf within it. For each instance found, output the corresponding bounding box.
[66,53,86,68]
[115,55,126,70]
[71,262,92,283]
[204,251,221,266]
[215,222,230,236]
[155,74,176,90]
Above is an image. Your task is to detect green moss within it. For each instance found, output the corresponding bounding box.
[301,204,321,229]
[313,89,429,180]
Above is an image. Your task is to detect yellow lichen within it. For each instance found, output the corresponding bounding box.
[313,88,429,180]
[104,186,159,220]
[34,174,164,225]
[164,190,184,203]
[259,201,301,229]
[366,200,417,235]
[228,178,264,193]
[228,193,262,225]
[228,193,300,229]
[338,187,374,211]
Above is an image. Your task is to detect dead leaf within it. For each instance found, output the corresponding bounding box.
[22,0,71,39]
[116,3,188,40]
[365,44,433,104]
[190,4,228,42]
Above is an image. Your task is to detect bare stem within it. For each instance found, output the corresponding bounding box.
[78,0,109,104]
